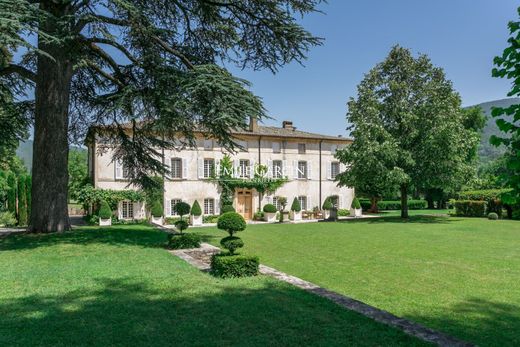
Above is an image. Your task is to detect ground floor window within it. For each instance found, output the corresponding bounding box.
[298,196,307,211]
[272,196,281,210]
[204,198,215,215]
[121,201,134,219]
[171,199,182,216]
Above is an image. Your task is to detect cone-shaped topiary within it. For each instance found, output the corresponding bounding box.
[217,212,246,236]
[191,200,202,216]
[263,204,277,213]
[290,197,301,212]
[322,197,333,210]
[151,201,163,217]
[352,197,361,209]
[98,200,112,219]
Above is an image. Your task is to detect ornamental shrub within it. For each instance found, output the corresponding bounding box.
[263,204,277,213]
[173,201,190,218]
[191,200,202,216]
[174,219,189,233]
[487,199,503,218]
[458,189,512,201]
[352,197,361,209]
[358,199,371,211]
[221,204,235,214]
[253,211,264,221]
[290,197,301,212]
[0,211,17,227]
[217,212,246,236]
[338,209,350,216]
[210,254,259,278]
[322,198,333,210]
[150,201,163,217]
[202,215,219,223]
[220,236,244,255]
[167,233,201,249]
[375,200,427,210]
[488,212,499,220]
[98,200,112,219]
[454,200,487,217]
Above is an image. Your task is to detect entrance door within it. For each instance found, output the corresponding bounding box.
[236,189,253,220]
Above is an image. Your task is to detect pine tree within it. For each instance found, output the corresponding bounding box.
[17,175,27,226]
[6,173,16,216]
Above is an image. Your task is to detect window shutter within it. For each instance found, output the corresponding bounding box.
[249,159,255,178]
[115,160,122,179]
[293,160,298,179]
[282,160,288,179]
[307,162,312,180]
[307,195,312,211]
[215,198,220,215]
[197,158,204,179]
[327,161,332,180]
[182,159,188,179]
[266,159,272,178]
[233,159,239,177]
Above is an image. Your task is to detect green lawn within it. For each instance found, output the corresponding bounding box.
[373,209,451,217]
[194,216,520,346]
[0,225,426,346]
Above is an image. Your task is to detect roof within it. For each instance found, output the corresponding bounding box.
[232,125,352,142]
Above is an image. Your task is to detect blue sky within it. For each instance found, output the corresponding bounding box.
[226,0,519,137]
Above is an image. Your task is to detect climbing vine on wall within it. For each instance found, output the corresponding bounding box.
[77,184,145,212]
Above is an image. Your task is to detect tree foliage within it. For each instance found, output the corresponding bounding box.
[68,149,88,201]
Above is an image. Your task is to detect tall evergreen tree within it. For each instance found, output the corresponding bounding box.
[6,172,16,215]
[25,174,31,221]
[0,0,323,232]
[17,175,27,225]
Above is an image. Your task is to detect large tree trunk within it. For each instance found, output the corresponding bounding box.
[400,184,409,218]
[29,2,73,233]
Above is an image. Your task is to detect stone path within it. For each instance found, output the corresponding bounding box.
[171,242,474,347]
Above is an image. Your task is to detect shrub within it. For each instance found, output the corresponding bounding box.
[487,199,503,218]
[25,175,31,219]
[17,175,27,226]
[253,211,264,221]
[290,197,301,212]
[454,200,487,217]
[322,198,333,210]
[191,200,202,216]
[0,211,17,227]
[174,219,189,233]
[458,189,512,201]
[167,233,201,249]
[210,254,259,278]
[263,204,277,213]
[6,173,16,215]
[221,205,235,214]
[338,209,350,216]
[165,216,181,225]
[352,197,361,209]
[358,198,371,211]
[98,200,112,219]
[220,236,244,255]
[488,212,499,220]
[375,200,427,210]
[173,201,190,218]
[150,201,163,218]
[202,215,219,223]
[217,212,246,236]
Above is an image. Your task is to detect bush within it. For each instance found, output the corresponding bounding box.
[352,197,361,209]
[375,200,427,210]
[322,198,333,210]
[217,212,246,236]
[454,200,487,217]
[487,199,503,218]
[191,200,202,216]
[290,197,301,212]
[173,201,190,217]
[358,199,371,210]
[221,205,235,214]
[220,236,244,255]
[0,211,17,227]
[167,233,201,249]
[338,209,350,217]
[165,216,181,225]
[210,254,259,278]
[488,212,499,220]
[98,200,112,219]
[202,215,219,224]
[253,211,264,221]
[174,219,189,233]
[150,201,163,217]
[17,175,27,226]
[263,204,277,213]
[458,189,512,201]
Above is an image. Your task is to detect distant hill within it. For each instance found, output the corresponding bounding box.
[16,140,86,173]
[469,98,519,164]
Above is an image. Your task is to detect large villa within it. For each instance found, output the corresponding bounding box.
[86,117,354,220]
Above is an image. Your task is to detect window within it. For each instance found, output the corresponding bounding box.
[121,201,134,219]
[297,161,307,179]
[204,139,213,150]
[298,196,307,211]
[272,160,283,178]
[331,144,338,155]
[204,198,215,215]
[115,160,130,179]
[239,159,250,178]
[331,162,340,180]
[171,158,182,179]
[203,159,214,178]
[171,199,182,216]
[272,196,281,211]
[272,142,281,153]
[298,143,306,154]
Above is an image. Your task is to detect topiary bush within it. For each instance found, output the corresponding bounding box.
[98,200,112,219]
[173,201,190,218]
[210,254,259,278]
[322,198,333,210]
[263,204,277,213]
[455,200,487,217]
[217,212,246,236]
[352,197,361,209]
[174,219,189,233]
[167,233,201,249]
[220,236,244,255]
[253,211,264,221]
[488,212,499,220]
[290,197,301,212]
[191,200,202,216]
[151,201,163,218]
[338,209,350,216]
[221,204,235,214]
[376,200,427,210]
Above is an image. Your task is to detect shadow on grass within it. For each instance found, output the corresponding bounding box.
[0,277,426,347]
[0,225,168,251]
[339,215,459,225]
[406,298,520,346]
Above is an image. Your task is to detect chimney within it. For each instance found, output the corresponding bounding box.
[282,120,294,131]
[249,116,258,132]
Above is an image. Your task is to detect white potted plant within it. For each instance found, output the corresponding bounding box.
[350,198,362,218]
[189,200,203,226]
[289,197,302,221]
[150,201,164,225]
[263,204,278,223]
[98,200,112,226]
[322,198,333,220]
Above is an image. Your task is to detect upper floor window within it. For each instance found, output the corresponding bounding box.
[298,196,307,211]
[298,143,306,154]
[204,198,215,215]
[331,162,340,180]
[115,160,130,180]
[331,144,338,155]
[297,161,307,179]
[171,158,182,179]
[239,159,250,178]
[272,142,281,153]
[121,201,134,219]
[204,139,213,151]
[203,159,215,178]
[272,160,283,179]
[171,199,182,216]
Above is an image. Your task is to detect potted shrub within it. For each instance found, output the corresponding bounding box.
[150,201,164,225]
[98,200,112,226]
[277,196,288,222]
[350,197,362,218]
[322,197,333,220]
[190,200,203,226]
[289,197,302,221]
[263,203,277,222]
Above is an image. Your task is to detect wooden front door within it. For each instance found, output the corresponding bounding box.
[236,189,253,220]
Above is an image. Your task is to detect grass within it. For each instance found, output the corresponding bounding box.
[0,225,426,346]
[373,209,451,217]
[194,215,520,346]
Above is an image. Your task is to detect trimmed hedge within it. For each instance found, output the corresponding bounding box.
[377,200,427,210]
[458,189,512,201]
[291,197,301,212]
[151,201,163,218]
[359,199,371,211]
[352,198,361,209]
[191,200,202,216]
[488,212,499,220]
[220,205,235,214]
[338,209,350,216]
[167,233,201,249]
[98,200,112,219]
[217,212,246,236]
[455,200,487,217]
[220,236,244,255]
[174,219,189,232]
[210,254,259,278]
[322,198,333,210]
[263,204,277,213]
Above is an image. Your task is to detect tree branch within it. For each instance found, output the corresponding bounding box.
[152,36,194,70]
[85,61,125,88]
[0,64,37,83]
[86,37,138,64]
[75,14,129,32]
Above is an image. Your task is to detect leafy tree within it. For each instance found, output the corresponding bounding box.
[68,149,88,201]
[491,7,520,207]
[17,175,27,225]
[0,0,323,232]
[6,172,16,215]
[25,175,31,220]
[338,46,479,218]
